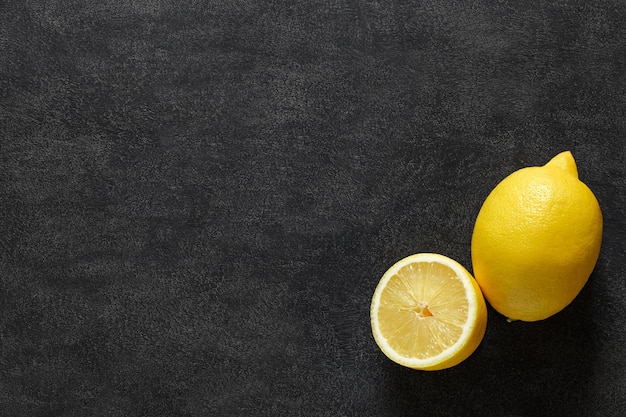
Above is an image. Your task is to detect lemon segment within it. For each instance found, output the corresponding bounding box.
[371,253,487,371]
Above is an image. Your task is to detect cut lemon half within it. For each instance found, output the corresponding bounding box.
[370,253,487,370]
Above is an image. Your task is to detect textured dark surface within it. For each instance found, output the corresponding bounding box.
[2,1,626,416]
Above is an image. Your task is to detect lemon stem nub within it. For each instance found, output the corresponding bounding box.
[545,151,579,178]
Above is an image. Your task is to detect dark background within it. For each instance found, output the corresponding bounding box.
[2,1,626,416]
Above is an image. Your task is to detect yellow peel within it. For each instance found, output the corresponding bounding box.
[471,151,602,321]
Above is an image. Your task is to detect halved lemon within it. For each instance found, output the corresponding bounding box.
[370,253,487,370]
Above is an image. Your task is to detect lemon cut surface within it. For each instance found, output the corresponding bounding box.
[370,253,487,370]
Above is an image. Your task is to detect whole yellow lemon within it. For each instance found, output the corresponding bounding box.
[471,151,603,322]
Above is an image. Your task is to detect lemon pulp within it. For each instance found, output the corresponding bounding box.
[371,253,487,370]
[377,261,468,358]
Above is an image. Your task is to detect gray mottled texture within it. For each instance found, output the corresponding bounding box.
[2,1,626,416]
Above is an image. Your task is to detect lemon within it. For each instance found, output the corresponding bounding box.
[471,151,603,322]
[370,253,487,370]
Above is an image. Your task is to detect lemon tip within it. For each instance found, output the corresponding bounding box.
[545,150,579,178]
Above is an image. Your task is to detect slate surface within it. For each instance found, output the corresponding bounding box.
[2,1,626,416]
